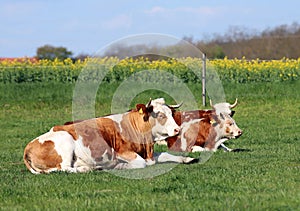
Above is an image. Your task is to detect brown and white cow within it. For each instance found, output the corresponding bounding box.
[166,111,242,152]
[209,98,238,151]
[157,99,239,151]
[23,98,195,174]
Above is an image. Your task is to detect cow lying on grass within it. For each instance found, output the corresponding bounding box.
[166,110,242,152]
[157,99,241,152]
[209,98,239,151]
[23,98,195,174]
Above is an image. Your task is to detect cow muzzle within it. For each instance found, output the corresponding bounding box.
[173,127,180,136]
[166,125,180,137]
[234,129,243,139]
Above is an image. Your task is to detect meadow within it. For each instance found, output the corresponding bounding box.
[0,58,299,210]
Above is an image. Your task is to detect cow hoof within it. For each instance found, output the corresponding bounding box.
[223,148,233,152]
[191,146,205,152]
[146,159,156,166]
[183,157,197,164]
[76,166,92,173]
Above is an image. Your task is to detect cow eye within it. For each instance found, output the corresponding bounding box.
[158,113,166,119]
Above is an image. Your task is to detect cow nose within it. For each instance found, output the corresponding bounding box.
[174,127,180,135]
[238,130,243,136]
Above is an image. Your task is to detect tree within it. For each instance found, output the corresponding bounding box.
[75,53,90,61]
[193,22,300,59]
[36,45,73,60]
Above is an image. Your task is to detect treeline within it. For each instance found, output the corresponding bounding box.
[35,23,300,60]
[103,22,300,60]
[195,22,300,59]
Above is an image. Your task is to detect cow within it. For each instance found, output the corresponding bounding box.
[23,98,195,174]
[157,99,239,151]
[209,98,238,151]
[166,111,243,152]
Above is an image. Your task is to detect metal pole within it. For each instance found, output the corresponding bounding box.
[202,53,206,106]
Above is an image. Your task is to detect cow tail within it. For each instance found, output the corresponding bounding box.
[23,150,42,174]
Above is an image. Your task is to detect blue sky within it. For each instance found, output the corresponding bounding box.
[1,0,299,57]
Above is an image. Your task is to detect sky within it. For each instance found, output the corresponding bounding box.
[1,0,299,57]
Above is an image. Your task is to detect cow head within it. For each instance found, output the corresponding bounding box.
[210,98,238,116]
[146,98,181,141]
[218,112,242,139]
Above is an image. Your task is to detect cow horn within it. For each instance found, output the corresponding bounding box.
[209,99,215,109]
[230,98,238,108]
[146,98,152,107]
[169,102,183,109]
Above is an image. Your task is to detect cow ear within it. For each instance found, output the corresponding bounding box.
[136,104,146,114]
[210,114,219,126]
[143,105,153,121]
[136,104,150,121]
[146,105,153,113]
[230,110,235,117]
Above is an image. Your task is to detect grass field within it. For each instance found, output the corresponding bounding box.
[0,80,299,210]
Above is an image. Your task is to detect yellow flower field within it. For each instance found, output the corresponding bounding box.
[0,57,299,83]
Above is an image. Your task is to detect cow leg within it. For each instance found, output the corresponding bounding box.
[219,143,233,152]
[72,158,93,173]
[154,152,195,164]
[114,153,147,169]
[55,135,95,173]
[191,146,205,152]
[145,158,156,166]
[71,136,105,172]
[212,138,229,152]
[191,140,231,152]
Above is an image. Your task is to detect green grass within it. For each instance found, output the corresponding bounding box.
[0,81,299,210]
